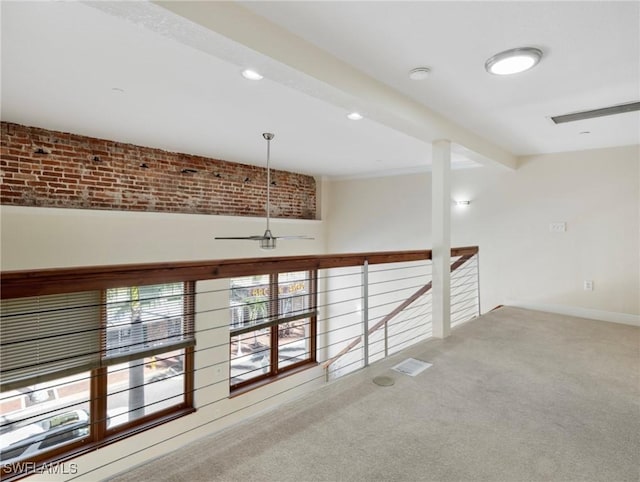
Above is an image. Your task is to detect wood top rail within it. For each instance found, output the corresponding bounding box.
[0,246,478,300]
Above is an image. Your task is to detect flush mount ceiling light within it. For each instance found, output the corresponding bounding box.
[485,47,543,75]
[241,69,263,80]
[215,133,313,250]
[347,112,363,120]
[408,67,431,80]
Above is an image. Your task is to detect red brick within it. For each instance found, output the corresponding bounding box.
[0,121,316,218]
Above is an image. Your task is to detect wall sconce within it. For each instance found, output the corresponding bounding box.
[454,200,471,207]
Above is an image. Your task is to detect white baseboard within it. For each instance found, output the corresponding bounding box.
[506,302,640,327]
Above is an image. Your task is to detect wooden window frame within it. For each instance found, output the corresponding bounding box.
[0,282,195,481]
[229,270,318,393]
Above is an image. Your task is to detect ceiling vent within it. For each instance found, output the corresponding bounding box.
[551,101,640,124]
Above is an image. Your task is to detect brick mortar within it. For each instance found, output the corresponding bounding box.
[0,122,316,219]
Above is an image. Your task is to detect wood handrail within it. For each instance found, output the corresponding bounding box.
[0,246,478,300]
[322,252,476,370]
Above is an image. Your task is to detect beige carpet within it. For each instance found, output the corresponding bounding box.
[108,307,640,482]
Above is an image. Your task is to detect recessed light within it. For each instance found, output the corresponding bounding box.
[485,47,543,75]
[241,69,263,80]
[408,67,431,80]
[347,112,363,120]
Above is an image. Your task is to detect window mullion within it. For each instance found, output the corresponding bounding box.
[184,282,195,407]
[93,290,108,443]
[91,366,107,442]
[270,273,278,375]
[310,269,318,362]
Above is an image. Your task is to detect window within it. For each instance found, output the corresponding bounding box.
[0,374,90,466]
[229,271,317,390]
[106,352,186,429]
[0,282,194,474]
[101,283,193,432]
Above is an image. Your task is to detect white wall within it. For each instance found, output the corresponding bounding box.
[0,206,325,269]
[326,145,640,323]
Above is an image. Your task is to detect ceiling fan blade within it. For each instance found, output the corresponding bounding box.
[274,235,315,240]
[214,236,268,240]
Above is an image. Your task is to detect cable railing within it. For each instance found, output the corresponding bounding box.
[322,250,479,380]
[0,246,478,480]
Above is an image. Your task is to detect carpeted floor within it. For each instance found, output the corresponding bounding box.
[108,307,640,482]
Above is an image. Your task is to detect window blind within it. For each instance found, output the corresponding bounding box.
[102,282,194,366]
[1,283,195,392]
[1,291,102,392]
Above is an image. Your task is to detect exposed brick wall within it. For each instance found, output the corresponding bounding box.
[0,122,316,219]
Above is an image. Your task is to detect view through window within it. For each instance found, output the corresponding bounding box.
[229,271,317,389]
[0,282,194,473]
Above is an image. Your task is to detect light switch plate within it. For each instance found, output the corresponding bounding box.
[549,222,566,232]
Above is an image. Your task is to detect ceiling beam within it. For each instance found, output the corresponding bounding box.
[153,1,517,170]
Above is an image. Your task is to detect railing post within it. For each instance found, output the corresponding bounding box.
[362,260,369,367]
[384,320,388,358]
[476,252,481,317]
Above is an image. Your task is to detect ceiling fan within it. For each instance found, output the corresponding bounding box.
[215,132,313,250]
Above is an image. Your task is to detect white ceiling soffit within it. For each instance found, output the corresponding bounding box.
[149,1,516,170]
[238,1,639,158]
[0,1,484,178]
[9,2,636,177]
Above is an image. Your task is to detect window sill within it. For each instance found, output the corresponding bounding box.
[229,361,318,398]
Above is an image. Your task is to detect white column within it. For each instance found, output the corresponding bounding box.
[432,139,451,339]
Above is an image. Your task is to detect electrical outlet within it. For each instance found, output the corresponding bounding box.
[549,222,566,232]
[584,280,594,291]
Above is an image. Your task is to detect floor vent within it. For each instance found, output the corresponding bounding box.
[372,375,395,386]
[391,358,432,377]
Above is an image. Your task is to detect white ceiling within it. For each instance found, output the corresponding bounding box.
[2,1,638,178]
